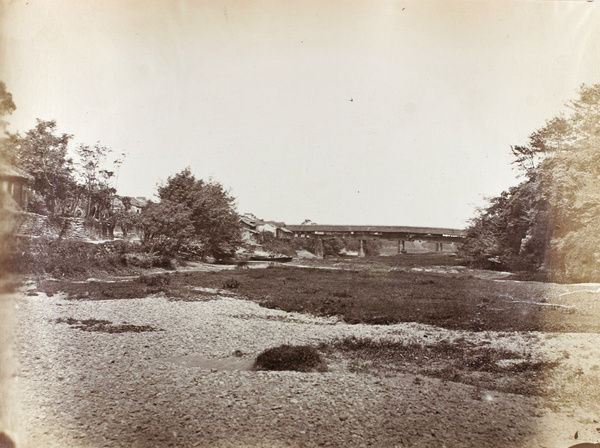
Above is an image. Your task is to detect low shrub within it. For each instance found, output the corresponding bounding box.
[137,274,171,286]
[222,278,240,289]
[152,254,177,270]
[253,344,327,372]
[122,252,154,269]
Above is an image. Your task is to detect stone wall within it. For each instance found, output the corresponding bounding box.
[13,212,105,240]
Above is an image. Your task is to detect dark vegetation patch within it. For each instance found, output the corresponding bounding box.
[230,313,334,325]
[35,254,600,332]
[39,273,192,301]
[253,344,327,372]
[169,258,595,333]
[40,279,163,301]
[330,336,559,396]
[54,317,161,333]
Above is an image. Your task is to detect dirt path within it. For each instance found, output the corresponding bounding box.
[6,282,600,448]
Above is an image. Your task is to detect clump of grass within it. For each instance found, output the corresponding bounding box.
[137,274,171,286]
[330,289,352,298]
[54,317,160,333]
[253,344,327,372]
[39,275,186,301]
[332,336,559,396]
[222,278,240,289]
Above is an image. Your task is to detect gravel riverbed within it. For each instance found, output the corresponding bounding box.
[6,283,600,448]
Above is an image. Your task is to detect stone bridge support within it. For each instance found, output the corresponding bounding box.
[315,238,324,259]
[398,240,407,254]
[358,239,365,258]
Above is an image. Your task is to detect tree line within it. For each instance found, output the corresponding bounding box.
[0,82,240,261]
[460,84,600,282]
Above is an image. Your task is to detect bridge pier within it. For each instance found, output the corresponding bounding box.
[315,238,324,259]
[358,239,365,257]
[398,240,406,254]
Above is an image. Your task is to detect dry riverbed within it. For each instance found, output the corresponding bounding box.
[4,264,600,448]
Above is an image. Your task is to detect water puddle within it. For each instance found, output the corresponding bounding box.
[166,355,254,371]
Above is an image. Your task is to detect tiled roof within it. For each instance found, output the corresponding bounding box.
[240,217,256,228]
[129,197,148,208]
[267,221,286,227]
[0,162,33,181]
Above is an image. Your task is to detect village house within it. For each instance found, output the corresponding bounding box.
[239,215,259,244]
[129,197,148,214]
[255,221,278,236]
[111,196,148,214]
[0,161,33,210]
[239,214,291,244]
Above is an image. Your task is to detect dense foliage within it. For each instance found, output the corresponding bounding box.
[461,84,600,282]
[2,83,241,267]
[4,117,123,220]
[0,82,126,223]
[140,168,241,259]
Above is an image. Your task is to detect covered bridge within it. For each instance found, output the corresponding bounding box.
[284,224,466,257]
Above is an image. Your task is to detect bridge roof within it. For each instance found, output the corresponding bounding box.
[285,225,466,237]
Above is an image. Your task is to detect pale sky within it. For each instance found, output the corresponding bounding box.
[2,0,600,227]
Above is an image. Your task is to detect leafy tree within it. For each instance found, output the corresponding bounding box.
[139,200,195,254]
[0,82,17,278]
[460,181,548,271]
[0,82,17,164]
[0,81,15,131]
[12,119,76,215]
[462,84,600,281]
[141,168,241,259]
[75,143,117,219]
[113,198,142,238]
[6,116,123,219]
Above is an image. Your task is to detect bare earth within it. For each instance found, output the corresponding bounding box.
[4,267,600,448]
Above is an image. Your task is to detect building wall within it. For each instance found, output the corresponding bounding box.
[1,179,28,209]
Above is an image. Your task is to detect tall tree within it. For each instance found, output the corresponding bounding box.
[13,119,76,215]
[462,84,600,281]
[0,81,16,129]
[0,82,18,276]
[142,168,241,259]
[75,143,117,219]
[0,82,17,163]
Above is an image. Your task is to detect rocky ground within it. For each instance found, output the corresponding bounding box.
[3,271,600,448]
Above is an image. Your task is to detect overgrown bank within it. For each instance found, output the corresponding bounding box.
[7,237,175,279]
[460,84,600,283]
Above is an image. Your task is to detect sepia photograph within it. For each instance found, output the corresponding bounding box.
[1,1,600,447]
